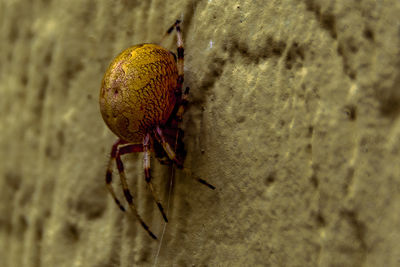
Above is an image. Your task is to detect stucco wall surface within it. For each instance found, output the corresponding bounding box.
[0,0,399,266]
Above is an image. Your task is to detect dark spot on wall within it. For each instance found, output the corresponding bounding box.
[36,219,44,241]
[359,136,369,153]
[57,129,65,146]
[138,250,151,264]
[347,37,359,54]
[19,188,34,207]
[33,80,48,119]
[340,209,367,251]
[230,41,250,59]
[310,174,319,188]
[222,37,286,64]
[363,27,374,41]
[264,172,276,186]
[268,37,287,57]
[379,97,400,118]
[347,70,356,80]
[377,67,400,119]
[64,60,84,83]
[8,23,19,43]
[305,143,312,154]
[7,51,13,62]
[38,79,48,100]
[307,126,314,138]
[304,0,320,14]
[94,262,119,267]
[45,144,53,158]
[236,115,245,123]
[320,12,337,39]
[198,57,226,92]
[43,50,53,65]
[121,0,140,9]
[285,42,304,69]
[0,218,12,233]
[344,105,357,121]
[15,215,28,239]
[315,212,326,227]
[81,0,97,24]
[337,43,357,80]
[305,0,337,39]
[64,222,80,242]
[343,167,355,194]
[337,43,344,55]
[21,74,28,86]
[5,171,21,191]
[33,219,44,266]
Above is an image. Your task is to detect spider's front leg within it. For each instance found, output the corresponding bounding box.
[160,20,184,94]
[175,86,189,121]
[158,20,215,190]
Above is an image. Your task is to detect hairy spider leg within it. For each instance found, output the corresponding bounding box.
[159,20,185,95]
[105,140,135,212]
[175,87,190,121]
[114,142,158,240]
[155,20,186,164]
[175,21,184,94]
[143,133,168,222]
[114,140,168,223]
[160,21,216,190]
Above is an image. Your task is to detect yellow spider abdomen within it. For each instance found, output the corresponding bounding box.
[100,44,178,143]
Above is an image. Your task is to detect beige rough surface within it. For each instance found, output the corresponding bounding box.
[1,0,400,266]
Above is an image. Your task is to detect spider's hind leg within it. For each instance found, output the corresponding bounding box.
[114,143,158,240]
[105,140,128,212]
[143,133,168,223]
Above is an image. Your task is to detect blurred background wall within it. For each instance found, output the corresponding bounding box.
[0,0,399,266]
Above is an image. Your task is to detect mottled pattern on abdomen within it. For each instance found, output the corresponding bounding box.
[100,44,178,143]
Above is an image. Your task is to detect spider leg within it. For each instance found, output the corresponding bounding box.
[105,139,127,212]
[115,143,158,240]
[153,126,183,169]
[158,21,215,190]
[159,20,184,94]
[175,21,184,94]
[143,133,168,222]
[159,20,182,49]
[175,87,189,121]
[196,177,216,190]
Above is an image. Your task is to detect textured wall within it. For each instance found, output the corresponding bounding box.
[1,0,400,266]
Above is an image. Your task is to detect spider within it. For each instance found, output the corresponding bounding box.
[99,20,214,240]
